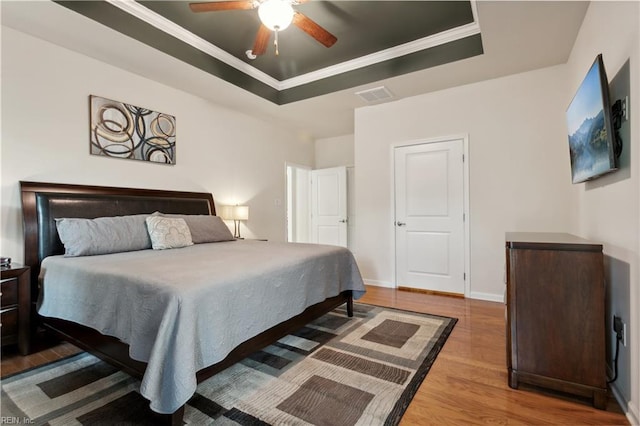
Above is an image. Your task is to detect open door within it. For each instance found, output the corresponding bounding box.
[311,166,348,247]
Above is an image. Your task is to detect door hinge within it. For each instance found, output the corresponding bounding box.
[463,213,466,222]
[464,272,466,280]
[462,154,465,162]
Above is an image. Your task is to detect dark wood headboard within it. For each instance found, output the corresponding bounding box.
[20,181,216,297]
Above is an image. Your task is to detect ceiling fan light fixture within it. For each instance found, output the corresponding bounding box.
[258,0,294,31]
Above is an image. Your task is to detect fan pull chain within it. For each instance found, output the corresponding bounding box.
[274,25,280,55]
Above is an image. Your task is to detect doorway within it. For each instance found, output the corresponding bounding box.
[286,164,311,243]
[394,137,468,295]
[286,164,349,248]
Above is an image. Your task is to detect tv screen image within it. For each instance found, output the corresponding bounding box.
[566,54,618,183]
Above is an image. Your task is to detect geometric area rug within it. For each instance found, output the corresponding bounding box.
[1,303,457,426]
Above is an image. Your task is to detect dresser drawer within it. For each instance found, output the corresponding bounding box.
[0,278,18,308]
[1,307,18,340]
[0,265,31,355]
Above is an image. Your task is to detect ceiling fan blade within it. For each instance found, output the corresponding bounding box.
[189,1,255,12]
[252,24,271,56]
[292,11,337,48]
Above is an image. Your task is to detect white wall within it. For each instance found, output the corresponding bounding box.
[567,2,640,423]
[1,27,314,262]
[353,2,639,419]
[314,134,354,169]
[354,65,576,299]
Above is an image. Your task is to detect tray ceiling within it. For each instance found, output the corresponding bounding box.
[3,1,589,139]
[54,0,483,104]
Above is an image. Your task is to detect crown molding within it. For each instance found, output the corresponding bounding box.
[281,0,481,89]
[280,21,480,90]
[106,0,282,89]
[106,0,481,92]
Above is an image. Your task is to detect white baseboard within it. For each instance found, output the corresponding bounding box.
[610,384,640,425]
[363,283,504,302]
[628,402,640,426]
[363,279,394,288]
[468,291,504,303]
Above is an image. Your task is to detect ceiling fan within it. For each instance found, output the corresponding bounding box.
[189,0,338,57]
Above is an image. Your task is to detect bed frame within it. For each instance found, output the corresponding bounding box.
[20,181,353,425]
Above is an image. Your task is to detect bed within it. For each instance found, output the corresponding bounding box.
[20,181,365,424]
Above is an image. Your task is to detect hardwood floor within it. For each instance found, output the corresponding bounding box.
[359,286,628,425]
[0,285,629,425]
[1,332,82,377]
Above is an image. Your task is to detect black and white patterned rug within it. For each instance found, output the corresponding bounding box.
[1,304,456,425]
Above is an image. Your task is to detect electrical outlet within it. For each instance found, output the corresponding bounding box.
[613,315,623,333]
[613,315,627,347]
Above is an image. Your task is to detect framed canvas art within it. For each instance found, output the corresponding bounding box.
[90,95,176,164]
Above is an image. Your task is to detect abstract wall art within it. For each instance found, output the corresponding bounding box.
[89,95,176,164]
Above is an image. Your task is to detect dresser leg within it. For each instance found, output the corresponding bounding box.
[593,389,608,410]
[508,369,519,389]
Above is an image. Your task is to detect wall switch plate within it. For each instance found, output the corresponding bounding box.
[622,323,627,347]
[623,96,629,121]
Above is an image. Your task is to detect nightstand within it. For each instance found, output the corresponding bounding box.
[1,264,31,355]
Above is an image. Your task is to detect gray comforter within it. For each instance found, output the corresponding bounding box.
[38,240,366,414]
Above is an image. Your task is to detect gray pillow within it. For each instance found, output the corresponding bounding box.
[55,214,151,257]
[153,212,235,243]
[145,216,194,250]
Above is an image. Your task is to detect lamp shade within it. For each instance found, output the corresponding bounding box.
[233,205,249,221]
[258,0,294,31]
[219,205,234,220]
[220,205,249,221]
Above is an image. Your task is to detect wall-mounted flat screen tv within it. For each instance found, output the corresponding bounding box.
[566,54,618,183]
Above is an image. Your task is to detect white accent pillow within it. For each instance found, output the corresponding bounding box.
[145,216,194,250]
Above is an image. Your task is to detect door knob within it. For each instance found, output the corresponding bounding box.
[339,219,347,223]
[396,221,406,227]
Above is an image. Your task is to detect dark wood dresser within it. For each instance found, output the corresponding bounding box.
[1,264,31,355]
[505,232,606,408]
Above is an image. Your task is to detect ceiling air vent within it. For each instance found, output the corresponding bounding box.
[355,86,394,104]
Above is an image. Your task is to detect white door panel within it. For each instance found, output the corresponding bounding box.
[317,174,340,215]
[311,166,347,247]
[318,226,340,244]
[395,140,465,294]
[406,231,450,275]
[406,150,449,216]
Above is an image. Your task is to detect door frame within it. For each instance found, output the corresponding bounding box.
[390,134,471,296]
[285,162,312,243]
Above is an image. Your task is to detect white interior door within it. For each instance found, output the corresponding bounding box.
[311,166,348,247]
[394,139,465,294]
